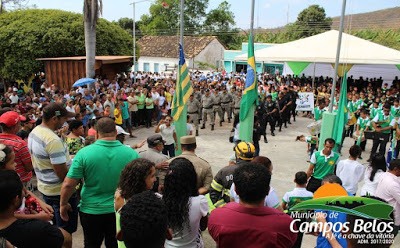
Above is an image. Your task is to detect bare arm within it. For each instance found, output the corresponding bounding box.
[307,164,315,179]
[316,216,343,248]
[52,163,68,181]
[60,177,80,221]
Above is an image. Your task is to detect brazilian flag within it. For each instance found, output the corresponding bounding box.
[239,35,258,121]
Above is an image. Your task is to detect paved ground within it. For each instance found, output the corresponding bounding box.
[39,114,400,247]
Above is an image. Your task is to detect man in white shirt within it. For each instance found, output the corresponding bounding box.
[376,159,400,236]
[9,89,19,104]
[336,145,365,195]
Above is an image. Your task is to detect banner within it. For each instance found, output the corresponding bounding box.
[296,93,314,111]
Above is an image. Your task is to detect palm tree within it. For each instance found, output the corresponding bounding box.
[83,0,102,87]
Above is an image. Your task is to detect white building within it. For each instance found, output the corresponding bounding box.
[137,36,225,72]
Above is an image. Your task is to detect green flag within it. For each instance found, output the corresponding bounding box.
[239,35,258,142]
[332,71,348,151]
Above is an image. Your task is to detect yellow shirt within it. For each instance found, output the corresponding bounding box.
[114,109,122,125]
[165,92,172,102]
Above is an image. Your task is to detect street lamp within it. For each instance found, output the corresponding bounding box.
[130,0,169,84]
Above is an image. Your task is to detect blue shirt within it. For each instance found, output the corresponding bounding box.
[316,191,352,248]
[121,102,129,120]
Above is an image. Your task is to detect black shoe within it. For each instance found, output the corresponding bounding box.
[264,139,268,143]
[196,130,199,136]
[293,118,296,122]
[288,121,292,125]
[211,125,214,131]
[221,119,225,123]
[279,128,282,132]
[228,119,231,123]
[271,132,275,136]
[284,125,287,128]
[367,158,372,162]
[358,156,363,159]
[201,124,205,129]
[220,121,223,127]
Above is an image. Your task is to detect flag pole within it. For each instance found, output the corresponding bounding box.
[238,0,256,143]
[174,0,186,156]
[329,0,347,112]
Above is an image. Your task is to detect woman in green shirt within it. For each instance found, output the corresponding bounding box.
[145,91,154,128]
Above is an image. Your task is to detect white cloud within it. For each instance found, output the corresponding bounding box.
[263,3,271,8]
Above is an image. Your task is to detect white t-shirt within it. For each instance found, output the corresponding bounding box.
[158,96,166,107]
[230,183,280,208]
[164,195,208,248]
[66,106,75,114]
[159,124,176,145]
[282,187,314,209]
[9,94,19,104]
[186,123,194,135]
[360,167,385,196]
[336,159,365,195]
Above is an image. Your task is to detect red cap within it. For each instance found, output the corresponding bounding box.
[0,111,26,127]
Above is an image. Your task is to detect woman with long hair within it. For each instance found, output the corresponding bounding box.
[145,91,154,128]
[360,154,387,196]
[114,158,157,248]
[163,158,209,248]
[155,115,178,158]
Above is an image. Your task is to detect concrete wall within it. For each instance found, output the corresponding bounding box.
[194,39,225,70]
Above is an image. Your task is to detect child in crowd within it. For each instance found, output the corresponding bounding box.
[336,145,365,195]
[281,171,314,248]
[296,135,318,159]
[355,109,370,157]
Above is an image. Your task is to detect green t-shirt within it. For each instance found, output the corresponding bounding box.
[310,151,340,180]
[145,97,154,109]
[375,112,393,134]
[314,107,325,121]
[370,107,381,120]
[391,106,400,118]
[306,136,317,145]
[67,140,139,215]
[137,94,145,110]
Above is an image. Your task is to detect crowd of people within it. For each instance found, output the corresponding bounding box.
[0,70,399,248]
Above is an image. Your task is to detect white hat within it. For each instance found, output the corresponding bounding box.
[116,126,129,135]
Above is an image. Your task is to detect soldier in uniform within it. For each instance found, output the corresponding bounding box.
[187,94,201,136]
[213,88,224,126]
[288,85,298,123]
[264,95,278,137]
[201,89,216,131]
[193,86,202,123]
[138,134,169,192]
[232,91,242,117]
[220,86,233,123]
[168,136,213,195]
[277,91,289,132]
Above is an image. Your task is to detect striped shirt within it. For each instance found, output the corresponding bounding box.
[28,125,71,196]
[0,133,32,182]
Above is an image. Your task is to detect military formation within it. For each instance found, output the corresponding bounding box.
[187,84,299,140]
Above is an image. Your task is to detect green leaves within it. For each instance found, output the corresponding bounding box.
[0,9,132,80]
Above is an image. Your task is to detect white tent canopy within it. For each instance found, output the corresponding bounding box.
[235,30,400,65]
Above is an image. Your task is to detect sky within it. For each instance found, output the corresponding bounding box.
[28,0,399,29]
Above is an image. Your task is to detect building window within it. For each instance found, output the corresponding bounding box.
[144,63,150,72]
[154,63,159,73]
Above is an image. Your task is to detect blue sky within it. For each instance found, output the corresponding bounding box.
[29,0,399,29]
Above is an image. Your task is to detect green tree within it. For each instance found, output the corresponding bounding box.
[0,9,132,80]
[139,0,208,35]
[113,17,142,37]
[288,5,332,39]
[203,1,239,49]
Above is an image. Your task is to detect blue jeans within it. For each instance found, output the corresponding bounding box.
[43,192,79,234]
[309,144,317,159]
[162,144,175,158]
